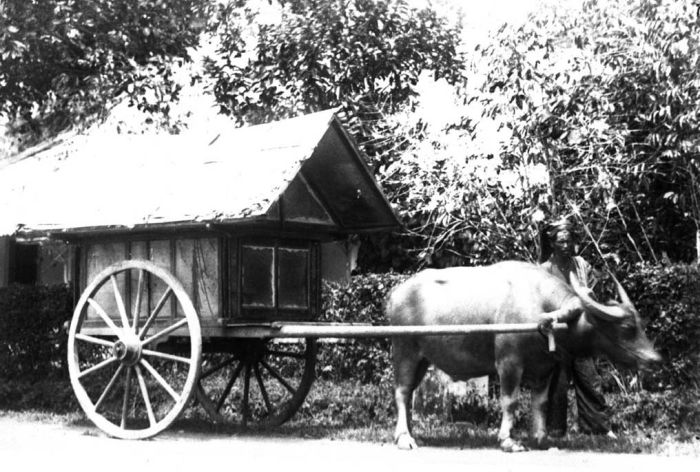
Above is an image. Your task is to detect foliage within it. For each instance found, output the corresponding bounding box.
[0,284,73,380]
[476,0,700,269]
[0,378,76,412]
[318,272,408,384]
[358,0,700,272]
[204,0,465,167]
[608,387,700,434]
[298,379,395,428]
[0,0,214,145]
[624,263,700,389]
[300,381,700,441]
[364,109,545,270]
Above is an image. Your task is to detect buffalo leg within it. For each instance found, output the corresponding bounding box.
[496,358,526,452]
[530,374,552,447]
[392,339,429,450]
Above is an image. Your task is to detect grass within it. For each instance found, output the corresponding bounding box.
[1,377,699,456]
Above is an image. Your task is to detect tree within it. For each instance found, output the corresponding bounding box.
[0,0,214,146]
[204,0,465,167]
[476,0,700,269]
[361,0,700,272]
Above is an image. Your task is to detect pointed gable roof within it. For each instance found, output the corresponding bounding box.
[0,109,400,238]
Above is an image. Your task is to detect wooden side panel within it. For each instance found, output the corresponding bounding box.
[175,239,195,318]
[311,242,320,319]
[80,236,223,328]
[174,238,221,322]
[129,241,148,316]
[194,238,220,322]
[85,242,127,323]
[148,240,172,319]
[227,238,239,320]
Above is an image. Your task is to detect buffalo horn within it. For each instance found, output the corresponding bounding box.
[569,271,627,321]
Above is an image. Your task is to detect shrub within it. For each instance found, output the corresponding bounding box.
[0,284,73,381]
[318,272,409,384]
[0,378,76,412]
[609,388,700,434]
[624,263,700,389]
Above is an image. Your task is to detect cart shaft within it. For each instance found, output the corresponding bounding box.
[226,322,567,339]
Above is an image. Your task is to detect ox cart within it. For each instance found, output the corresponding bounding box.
[0,110,556,439]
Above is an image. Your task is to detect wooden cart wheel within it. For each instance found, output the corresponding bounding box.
[67,260,202,439]
[195,338,316,427]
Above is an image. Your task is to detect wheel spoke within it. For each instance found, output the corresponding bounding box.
[111,275,130,330]
[78,356,117,380]
[216,362,245,412]
[265,349,306,360]
[194,340,315,427]
[242,363,251,426]
[75,333,115,348]
[135,365,156,427]
[141,359,180,402]
[87,298,122,336]
[260,359,296,395]
[132,269,145,332]
[138,287,173,340]
[121,368,132,429]
[94,364,125,411]
[142,318,188,347]
[69,260,202,439]
[253,363,272,414]
[200,356,236,379]
[142,349,191,365]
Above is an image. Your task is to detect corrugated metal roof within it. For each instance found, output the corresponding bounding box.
[0,109,339,237]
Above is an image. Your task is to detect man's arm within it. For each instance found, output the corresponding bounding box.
[537,298,583,330]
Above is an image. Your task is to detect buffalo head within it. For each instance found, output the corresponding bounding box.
[570,273,661,370]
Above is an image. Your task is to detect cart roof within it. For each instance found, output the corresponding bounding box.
[0,109,400,239]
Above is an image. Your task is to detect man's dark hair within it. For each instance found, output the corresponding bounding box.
[539,216,579,263]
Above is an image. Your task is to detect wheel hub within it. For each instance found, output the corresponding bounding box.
[113,335,142,366]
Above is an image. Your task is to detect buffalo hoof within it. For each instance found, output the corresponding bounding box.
[395,432,418,450]
[531,437,550,450]
[500,438,527,453]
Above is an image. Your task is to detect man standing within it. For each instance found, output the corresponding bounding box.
[540,217,617,439]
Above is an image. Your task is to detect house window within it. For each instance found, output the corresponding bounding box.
[11,242,39,285]
[241,245,275,308]
[240,242,310,315]
[278,248,309,309]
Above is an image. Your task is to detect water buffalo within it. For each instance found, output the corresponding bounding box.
[387,261,660,452]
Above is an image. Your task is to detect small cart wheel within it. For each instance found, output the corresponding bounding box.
[67,260,202,439]
[196,338,316,427]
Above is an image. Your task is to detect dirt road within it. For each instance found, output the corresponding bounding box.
[0,415,696,472]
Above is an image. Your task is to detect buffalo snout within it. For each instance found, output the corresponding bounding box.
[638,345,663,369]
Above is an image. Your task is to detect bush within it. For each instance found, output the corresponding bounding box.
[318,272,409,384]
[624,263,700,389]
[0,378,76,412]
[0,284,73,381]
[609,388,700,434]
